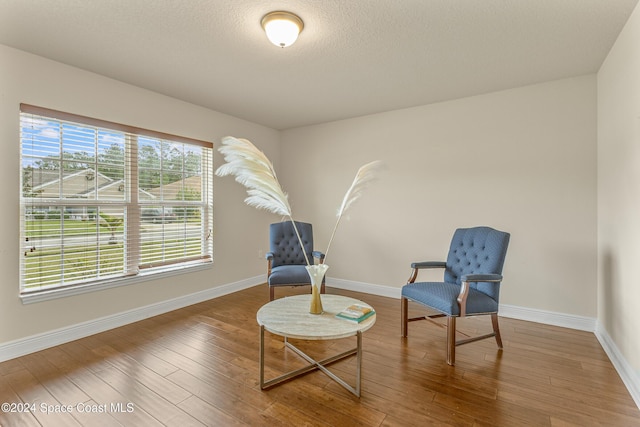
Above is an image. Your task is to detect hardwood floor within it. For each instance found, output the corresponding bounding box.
[1,285,638,426]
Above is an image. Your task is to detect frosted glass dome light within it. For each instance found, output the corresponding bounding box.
[261,11,304,48]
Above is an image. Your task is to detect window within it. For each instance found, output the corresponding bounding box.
[20,104,213,302]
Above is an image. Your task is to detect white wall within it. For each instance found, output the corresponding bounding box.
[0,44,278,345]
[598,3,640,379]
[281,75,598,317]
[0,42,605,363]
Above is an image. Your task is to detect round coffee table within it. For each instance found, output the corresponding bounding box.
[257,294,376,397]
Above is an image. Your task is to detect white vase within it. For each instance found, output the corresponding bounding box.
[305,264,329,314]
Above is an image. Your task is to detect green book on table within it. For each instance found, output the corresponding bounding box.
[336,303,375,323]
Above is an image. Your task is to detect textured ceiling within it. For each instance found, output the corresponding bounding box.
[0,0,638,130]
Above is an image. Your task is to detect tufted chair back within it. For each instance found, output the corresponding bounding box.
[444,227,510,301]
[269,221,314,268]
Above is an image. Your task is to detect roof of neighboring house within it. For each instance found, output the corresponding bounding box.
[30,168,98,190]
[27,168,155,199]
[147,175,201,200]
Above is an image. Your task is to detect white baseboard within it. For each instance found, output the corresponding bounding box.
[2,275,638,411]
[0,275,265,363]
[328,277,402,299]
[497,304,597,332]
[595,322,640,409]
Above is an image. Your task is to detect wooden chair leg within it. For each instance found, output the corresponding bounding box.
[320,282,326,294]
[491,313,503,348]
[401,297,408,337]
[446,316,456,366]
[269,286,274,301]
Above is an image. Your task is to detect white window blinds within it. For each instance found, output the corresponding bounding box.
[20,104,213,299]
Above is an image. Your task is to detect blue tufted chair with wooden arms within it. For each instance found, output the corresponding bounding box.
[401,226,510,365]
[266,221,325,301]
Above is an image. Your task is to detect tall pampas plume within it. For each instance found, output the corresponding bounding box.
[324,160,383,262]
[215,136,310,265]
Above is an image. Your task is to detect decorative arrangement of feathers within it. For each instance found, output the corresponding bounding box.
[215,136,310,265]
[324,160,382,261]
[215,136,381,265]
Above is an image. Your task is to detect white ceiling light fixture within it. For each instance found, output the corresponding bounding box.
[261,11,304,48]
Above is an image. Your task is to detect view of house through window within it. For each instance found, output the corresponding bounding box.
[20,104,213,299]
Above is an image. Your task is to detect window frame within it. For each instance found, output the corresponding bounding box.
[19,104,214,304]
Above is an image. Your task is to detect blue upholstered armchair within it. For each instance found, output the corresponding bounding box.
[401,226,510,365]
[266,221,325,301]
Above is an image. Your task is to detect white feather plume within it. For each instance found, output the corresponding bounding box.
[216,136,292,217]
[324,160,383,261]
[215,136,310,265]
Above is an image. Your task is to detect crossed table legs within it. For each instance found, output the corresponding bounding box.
[259,326,363,397]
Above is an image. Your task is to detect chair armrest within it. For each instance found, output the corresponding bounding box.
[407,261,447,283]
[266,252,274,277]
[457,274,503,317]
[411,261,447,269]
[461,274,502,282]
[312,251,325,262]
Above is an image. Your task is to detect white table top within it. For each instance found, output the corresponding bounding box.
[256,294,376,340]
